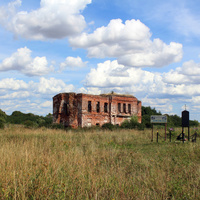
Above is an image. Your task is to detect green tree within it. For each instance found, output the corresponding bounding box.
[24,120,38,128]
[0,109,7,119]
[0,117,6,129]
[189,120,199,127]
[142,106,161,128]
[0,109,7,129]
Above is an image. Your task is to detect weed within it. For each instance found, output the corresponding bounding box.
[0,126,199,199]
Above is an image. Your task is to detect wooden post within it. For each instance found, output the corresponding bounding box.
[195,132,197,143]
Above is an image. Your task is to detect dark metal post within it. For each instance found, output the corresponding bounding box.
[182,131,185,144]
[170,130,171,142]
[165,123,167,141]
[152,124,154,142]
[157,131,158,143]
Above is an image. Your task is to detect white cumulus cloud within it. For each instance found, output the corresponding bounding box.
[0,0,91,40]
[84,60,163,95]
[84,59,200,99]
[60,56,88,71]
[0,78,28,90]
[0,77,75,115]
[40,101,52,108]
[0,77,75,98]
[30,77,75,95]
[69,19,183,68]
[0,91,30,99]
[181,60,200,76]
[0,47,53,76]
[163,60,200,85]
[83,59,200,116]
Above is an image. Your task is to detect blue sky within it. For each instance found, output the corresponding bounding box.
[1,0,200,121]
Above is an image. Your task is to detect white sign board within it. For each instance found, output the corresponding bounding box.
[151,115,167,123]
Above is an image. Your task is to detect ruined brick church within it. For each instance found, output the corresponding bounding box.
[53,92,141,128]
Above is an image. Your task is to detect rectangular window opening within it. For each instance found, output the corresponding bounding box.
[128,104,131,113]
[123,103,126,113]
[88,101,92,112]
[64,103,70,116]
[118,103,121,113]
[96,101,100,113]
[104,102,108,113]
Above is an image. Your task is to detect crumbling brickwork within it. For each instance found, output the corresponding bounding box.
[53,92,141,128]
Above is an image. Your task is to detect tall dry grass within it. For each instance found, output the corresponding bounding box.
[0,126,199,199]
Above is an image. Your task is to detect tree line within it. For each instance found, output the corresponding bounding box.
[142,106,199,128]
[0,106,199,129]
[0,110,53,129]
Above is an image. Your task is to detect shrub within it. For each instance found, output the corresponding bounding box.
[37,118,46,127]
[102,123,115,131]
[120,120,131,129]
[121,115,140,129]
[24,120,38,129]
[50,123,65,130]
[137,123,145,130]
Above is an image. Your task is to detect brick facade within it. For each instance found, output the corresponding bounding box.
[53,92,141,128]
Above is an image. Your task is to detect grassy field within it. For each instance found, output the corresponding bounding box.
[0,126,199,200]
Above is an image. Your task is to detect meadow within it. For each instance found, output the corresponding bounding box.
[0,126,199,199]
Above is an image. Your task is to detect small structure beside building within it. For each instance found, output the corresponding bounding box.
[53,92,141,128]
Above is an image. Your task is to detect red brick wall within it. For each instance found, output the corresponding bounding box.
[53,93,142,128]
[77,94,110,127]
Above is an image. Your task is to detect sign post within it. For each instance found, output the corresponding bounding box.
[151,115,167,141]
